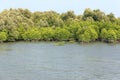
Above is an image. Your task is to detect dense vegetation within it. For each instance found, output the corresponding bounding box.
[0,8,120,43]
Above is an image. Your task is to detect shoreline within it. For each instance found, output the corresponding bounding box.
[0,40,118,44]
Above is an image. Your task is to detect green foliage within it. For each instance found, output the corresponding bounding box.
[77,27,98,42]
[0,8,120,43]
[61,11,75,21]
[54,28,71,41]
[17,26,26,39]
[22,28,41,41]
[5,28,20,41]
[0,31,7,42]
[107,29,117,42]
[40,27,54,41]
[83,8,109,22]
[100,28,117,42]
[66,22,80,40]
[78,31,91,42]
[115,30,120,40]
[100,28,108,41]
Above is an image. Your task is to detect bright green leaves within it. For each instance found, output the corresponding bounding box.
[77,27,98,42]
[0,31,7,42]
[22,28,41,41]
[54,28,71,41]
[21,27,71,41]
[100,28,117,42]
[40,27,54,41]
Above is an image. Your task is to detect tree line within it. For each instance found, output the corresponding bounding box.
[0,8,120,43]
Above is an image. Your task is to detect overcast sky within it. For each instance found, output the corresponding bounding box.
[0,0,120,17]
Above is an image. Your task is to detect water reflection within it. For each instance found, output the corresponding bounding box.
[0,47,11,51]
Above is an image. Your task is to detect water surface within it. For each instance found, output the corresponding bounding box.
[0,42,120,80]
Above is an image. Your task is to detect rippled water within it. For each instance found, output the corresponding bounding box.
[0,42,120,80]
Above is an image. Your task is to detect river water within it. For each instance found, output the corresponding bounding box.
[0,42,120,80]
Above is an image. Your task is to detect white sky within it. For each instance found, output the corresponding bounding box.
[0,0,120,17]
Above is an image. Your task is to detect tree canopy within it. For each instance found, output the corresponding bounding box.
[0,8,120,43]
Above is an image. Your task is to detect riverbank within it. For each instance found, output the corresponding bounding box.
[0,40,119,46]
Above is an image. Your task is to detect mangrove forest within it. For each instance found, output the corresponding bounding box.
[0,8,120,43]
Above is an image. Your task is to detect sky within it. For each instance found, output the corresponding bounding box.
[0,0,120,17]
